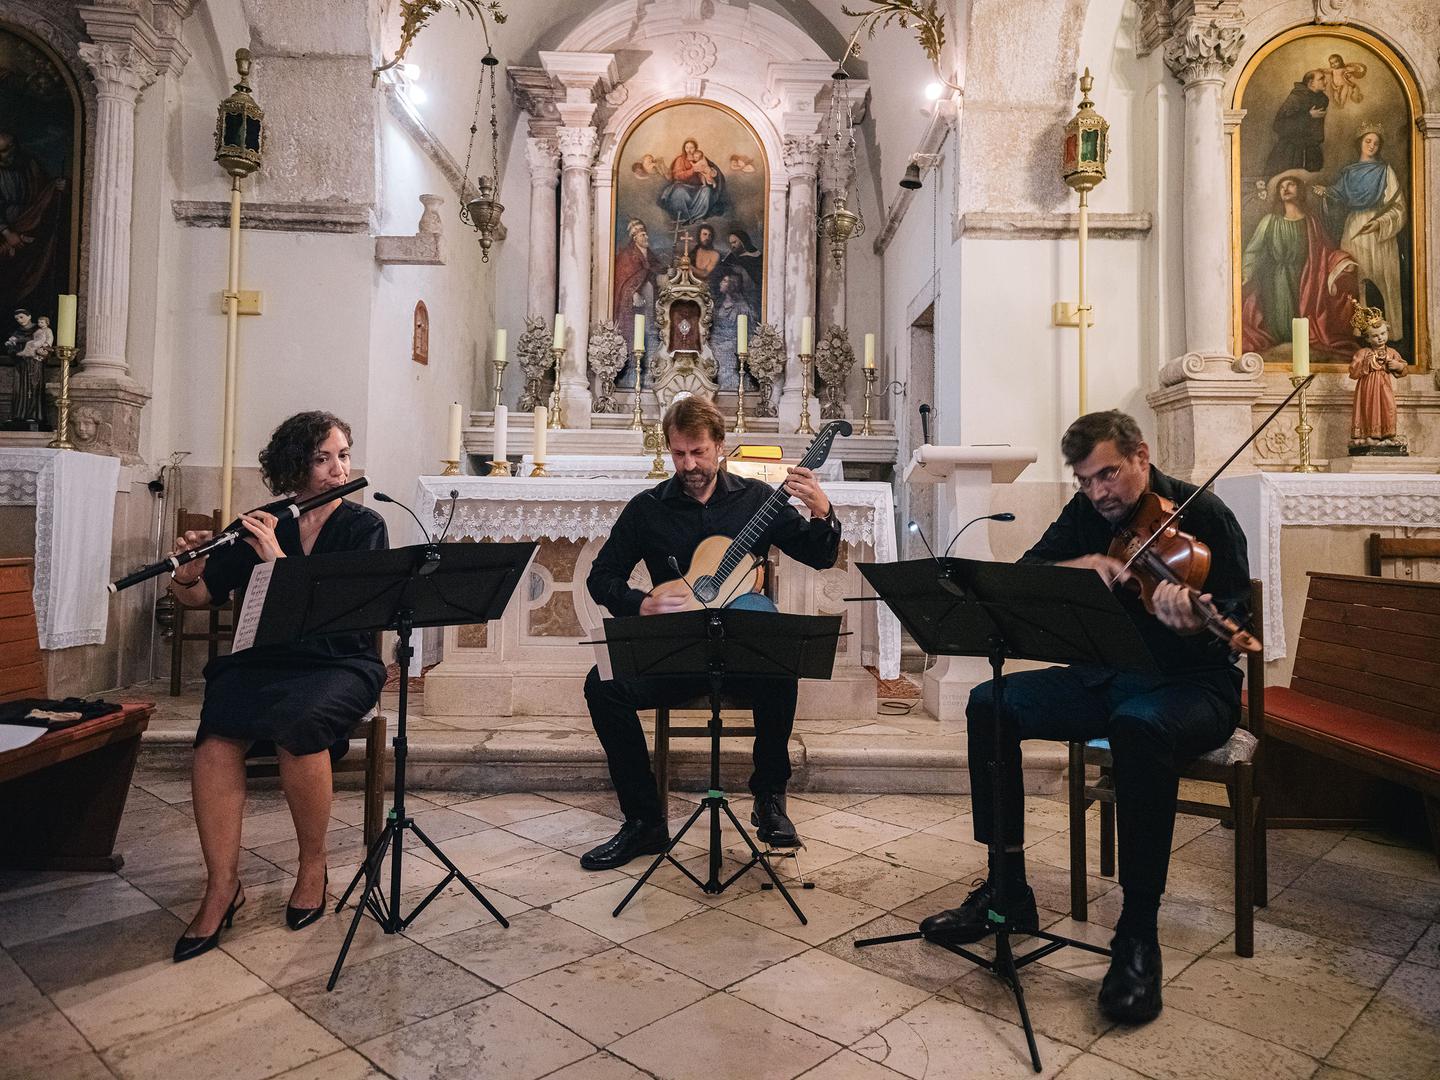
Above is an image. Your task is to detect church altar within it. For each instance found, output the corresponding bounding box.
[414,475,901,720]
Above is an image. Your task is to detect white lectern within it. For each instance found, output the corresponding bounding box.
[903,444,1037,720]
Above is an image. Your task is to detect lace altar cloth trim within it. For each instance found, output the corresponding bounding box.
[415,475,901,679]
[0,448,120,649]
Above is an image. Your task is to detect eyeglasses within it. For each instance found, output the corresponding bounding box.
[1072,464,1124,492]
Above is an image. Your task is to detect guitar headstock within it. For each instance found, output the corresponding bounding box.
[799,420,853,471]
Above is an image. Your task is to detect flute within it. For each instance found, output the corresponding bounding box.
[108,476,370,593]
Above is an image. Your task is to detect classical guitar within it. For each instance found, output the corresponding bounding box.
[650,420,853,612]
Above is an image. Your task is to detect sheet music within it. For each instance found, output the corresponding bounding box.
[230,562,276,652]
[0,724,48,753]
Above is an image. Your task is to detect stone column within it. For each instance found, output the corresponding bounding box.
[75,42,157,381]
[780,136,819,428]
[556,125,598,427]
[526,137,560,322]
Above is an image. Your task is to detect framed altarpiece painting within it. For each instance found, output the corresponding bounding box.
[1231,25,1428,372]
[610,99,768,391]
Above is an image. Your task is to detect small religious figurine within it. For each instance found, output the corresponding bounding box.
[1347,305,1408,455]
[3,308,50,428]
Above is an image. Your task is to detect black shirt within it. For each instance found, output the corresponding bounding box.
[587,468,843,617]
[1020,466,1251,678]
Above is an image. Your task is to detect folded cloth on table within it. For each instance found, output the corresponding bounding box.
[0,697,119,728]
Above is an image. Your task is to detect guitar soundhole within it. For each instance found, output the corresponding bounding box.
[695,577,718,602]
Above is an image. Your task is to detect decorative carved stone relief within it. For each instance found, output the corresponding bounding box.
[557,125,599,170]
[1163,18,1246,85]
[1158,350,1264,386]
[675,32,717,77]
[1136,0,1176,57]
[782,135,820,180]
[1313,0,1352,24]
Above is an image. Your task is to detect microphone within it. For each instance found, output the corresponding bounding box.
[943,512,1016,558]
[907,520,940,565]
[375,491,443,575]
[437,489,460,543]
[374,491,434,544]
[666,555,710,609]
[918,403,931,445]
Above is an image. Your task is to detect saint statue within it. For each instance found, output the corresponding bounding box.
[1346,305,1408,454]
[3,308,50,427]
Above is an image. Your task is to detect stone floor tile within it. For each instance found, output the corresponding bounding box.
[0,868,114,902]
[282,943,492,1044]
[1080,890,1239,957]
[1158,858,1258,910]
[1325,834,1440,883]
[793,792,886,810]
[843,794,965,831]
[355,993,592,1080]
[722,883,885,946]
[540,790,629,819]
[0,998,93,1080]
[102,992,343,1080]
[476,849,624,907]
[10,907,185,995]
[22,1050,116,1079]
[1171,828,1314,893]
[0,876,159,948]
[1259,885,1429,958]
[330,847,455,900]
[271,1049,391,1079]
[408,788,479,807]
[625,908,808,989]
[405,806,494,844]
[853,995,1080,1078]
[1327,961,1440,1080]
[1163,956,1363,1058]
[425,908,613,986]
[1089,1002,1318,1080]
[609,991,838,1080]
[796,1049,909,1079]
[113,803,195,848]
[800,810,917,853]
[864,831,989,881]
[817,915,969,995]
[417,825,551,877]
[1053,1052,1151,1080]
[394,880,528,943]
[730,948,929,1045]
[718,836,859,875]
[548,878,705,943]
[645,852,770,906]
[1289,857,1440,922]
[508,946,710,1046]
[220,909,412,988]
[541,1051,652,1079]
[504,806,624,849]
[943,961,1113,1051]
[918,813,993,847]
[1266,828,1347,862]
[250,825,373,877]
[1208,920,1399,1007]
[1406,922,1439,969]
[807,854,949,912]
[128,849,290,913]
[240,808,348,850]
[1035,917,1197,986]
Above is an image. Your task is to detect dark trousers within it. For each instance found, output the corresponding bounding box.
[967,664,1237,899]
[584,665,797,823]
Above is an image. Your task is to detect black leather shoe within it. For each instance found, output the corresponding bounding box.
[286,870,328,931]
[174,884,244,963]
[919,878,1039,945]
[751,792,800,848]
[1098,933,1163,1023]
[580,819,669,870]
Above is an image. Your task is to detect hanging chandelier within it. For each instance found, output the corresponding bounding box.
[460,46,504,261]
[817,66,865,267]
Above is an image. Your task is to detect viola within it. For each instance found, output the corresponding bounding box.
[1108,491,1261,655]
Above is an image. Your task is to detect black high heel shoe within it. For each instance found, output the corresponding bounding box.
[174,884,244,963]
[286,870,328,931]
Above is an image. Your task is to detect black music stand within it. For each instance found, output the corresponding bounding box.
[854,557,1155,1073]
[596,608,841,924]
[234,540,537,990]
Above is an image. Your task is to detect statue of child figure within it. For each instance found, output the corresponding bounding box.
[1347,305,1408,455]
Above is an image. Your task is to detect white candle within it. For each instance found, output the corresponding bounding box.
[533,407,547,460]
[737,314,748,354]
[495,327,507,364]
[633,313,645,352]
[492,405,508,463]
[864,333,875,368]
[1291,318,1310,377]
[552,313,565,350]
[56,294,77,349]
[446,402,462,461]
[801,316,813,355]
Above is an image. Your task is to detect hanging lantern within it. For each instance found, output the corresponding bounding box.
[816,67,865,267]
[214,49,264,178]
[1062,68,1108,194]
[459,48,504,261]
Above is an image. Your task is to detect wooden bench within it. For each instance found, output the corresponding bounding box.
[1261,571,1440,866]
[0,557,153,871]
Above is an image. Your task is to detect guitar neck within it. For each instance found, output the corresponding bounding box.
[712,431,838,580]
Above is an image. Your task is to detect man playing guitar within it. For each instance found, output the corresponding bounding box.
[580,395,841,870]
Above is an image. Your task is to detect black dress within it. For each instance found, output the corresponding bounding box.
[195,500,388,757]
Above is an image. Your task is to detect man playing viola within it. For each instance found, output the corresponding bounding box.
[919,410,1251,1024]
[579,395,842,870]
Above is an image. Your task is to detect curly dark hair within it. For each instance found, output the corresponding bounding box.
[258,411,352,495]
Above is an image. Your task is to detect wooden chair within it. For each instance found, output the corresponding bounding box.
[1366,532,1440,577]
[169,507,235,696]
[1067,580,1267,957]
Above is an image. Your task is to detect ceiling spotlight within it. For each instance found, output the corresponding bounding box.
[924,81,943,101]
[899,161,923,190]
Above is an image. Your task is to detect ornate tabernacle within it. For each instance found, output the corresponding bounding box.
[651,256,717,405]
[814,325,855,420]
[515,315,553,412]
[745,322,786,418]
[587,322,628,413]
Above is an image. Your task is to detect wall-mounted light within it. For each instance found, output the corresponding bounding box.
[924,81,944,102]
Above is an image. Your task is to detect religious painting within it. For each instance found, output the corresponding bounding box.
[0,25,81,325]
[612,100,766,390]
[412,300,429,364]
[1232,26,1427,370]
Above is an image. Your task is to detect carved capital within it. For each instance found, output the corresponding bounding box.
[1163,19,1245,87]
[526,137,559,185]
[783,136,819,181]
[557,125,598,171]
[1135,0,1175,58]
[1158,350,1263,386]
[508,66,561,138]
[78,42,158,98]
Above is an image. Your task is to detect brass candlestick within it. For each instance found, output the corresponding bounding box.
[485,459,512,476]
[628,347,645,431]
[440,458,460,476]
[643,424,668,479]
[734,348,750,434]
[796,351,815,435]
[529,459,549,477]
[860,367,877,435]
[47,345,75,450]
[1290,374,1321,473]
[548,346,565,429]
[491,356,508,411]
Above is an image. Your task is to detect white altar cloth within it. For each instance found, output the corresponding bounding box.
[417,475,902,679]
[1217,471,1440,660]
[510,454,843,482]
[0,448,120,649]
